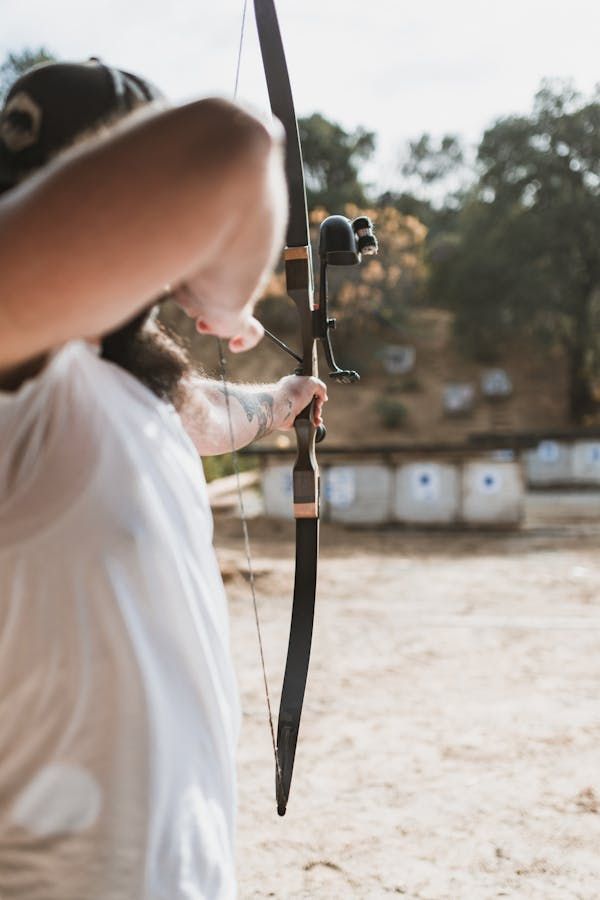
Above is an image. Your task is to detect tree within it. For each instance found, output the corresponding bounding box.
[402,133,465,187]
[257,203,428,375]
[0,48,56,102]
[257,114,427,361]
[327,204,427,333]
[379,133,471,245]
[299,113,375,211]
[425,81,600,423]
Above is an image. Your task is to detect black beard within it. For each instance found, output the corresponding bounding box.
[100,306,190,409]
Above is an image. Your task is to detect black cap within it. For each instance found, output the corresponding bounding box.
[0,59,162,194]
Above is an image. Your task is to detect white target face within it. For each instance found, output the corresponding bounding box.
[478,469,502,494]
[410,466,440,502]
[325,467,356,508]
[586,444,600,467]
[279,470,293,498]
[537,440,560,464]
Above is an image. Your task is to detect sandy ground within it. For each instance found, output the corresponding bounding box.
[215,514,600,900]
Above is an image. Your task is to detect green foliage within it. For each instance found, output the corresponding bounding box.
[299,113,375,211]
[383,377,422,394]
[383,133,471,243]
[375,395,408,429]
[402,133,465,185]
[324,204,429,339]
[202,452,258,483]
[420,80,600,422]
[398,376,422,393]
[254,198,429,367]
[0,47,56,102]
[378,189,461,243]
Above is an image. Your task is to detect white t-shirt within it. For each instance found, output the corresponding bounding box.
[0,342,240,899]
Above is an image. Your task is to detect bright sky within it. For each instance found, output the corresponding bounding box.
[2,0,599,192]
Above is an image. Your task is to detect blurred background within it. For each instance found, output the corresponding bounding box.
[3,5,600,896]
[3,0,599,452]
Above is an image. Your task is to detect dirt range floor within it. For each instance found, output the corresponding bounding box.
[215,515,600,900]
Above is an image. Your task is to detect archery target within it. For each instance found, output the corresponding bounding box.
[477,469,502,495]
[410,465,441,502]
[586,443,600,465]
[324,466,356,509]
[537,440,560,464]
[326,465,392,524]
[394,463,460,524]
[524,441,573,486]
[572,442,600,484]
[461,460,524,525]
[261,465,294,519]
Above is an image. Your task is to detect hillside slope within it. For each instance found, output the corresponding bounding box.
[182,308,570,449]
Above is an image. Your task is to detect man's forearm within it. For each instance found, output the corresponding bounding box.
[180,378,293,456]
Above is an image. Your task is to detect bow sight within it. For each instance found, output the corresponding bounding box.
[263,213,378,386]
[316,214,378,384]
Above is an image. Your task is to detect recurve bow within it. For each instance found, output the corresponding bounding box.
[231,0,378,816]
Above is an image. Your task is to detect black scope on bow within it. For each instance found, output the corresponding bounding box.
[352,215,378,257]
[262,212,378,398]
[314,214,378,386]
[318,214,378,265]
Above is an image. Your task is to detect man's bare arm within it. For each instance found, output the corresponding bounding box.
[0,98,287,369]
[180,375,328,456]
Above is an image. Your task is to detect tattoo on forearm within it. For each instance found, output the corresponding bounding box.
[221,386,275,440]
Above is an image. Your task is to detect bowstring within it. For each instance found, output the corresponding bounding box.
[217,0,283,794]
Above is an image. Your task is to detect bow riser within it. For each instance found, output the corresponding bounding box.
[292,416,318,518]
[284,250,319,519]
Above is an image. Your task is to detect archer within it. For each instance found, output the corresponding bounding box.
[0,59,327,898]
